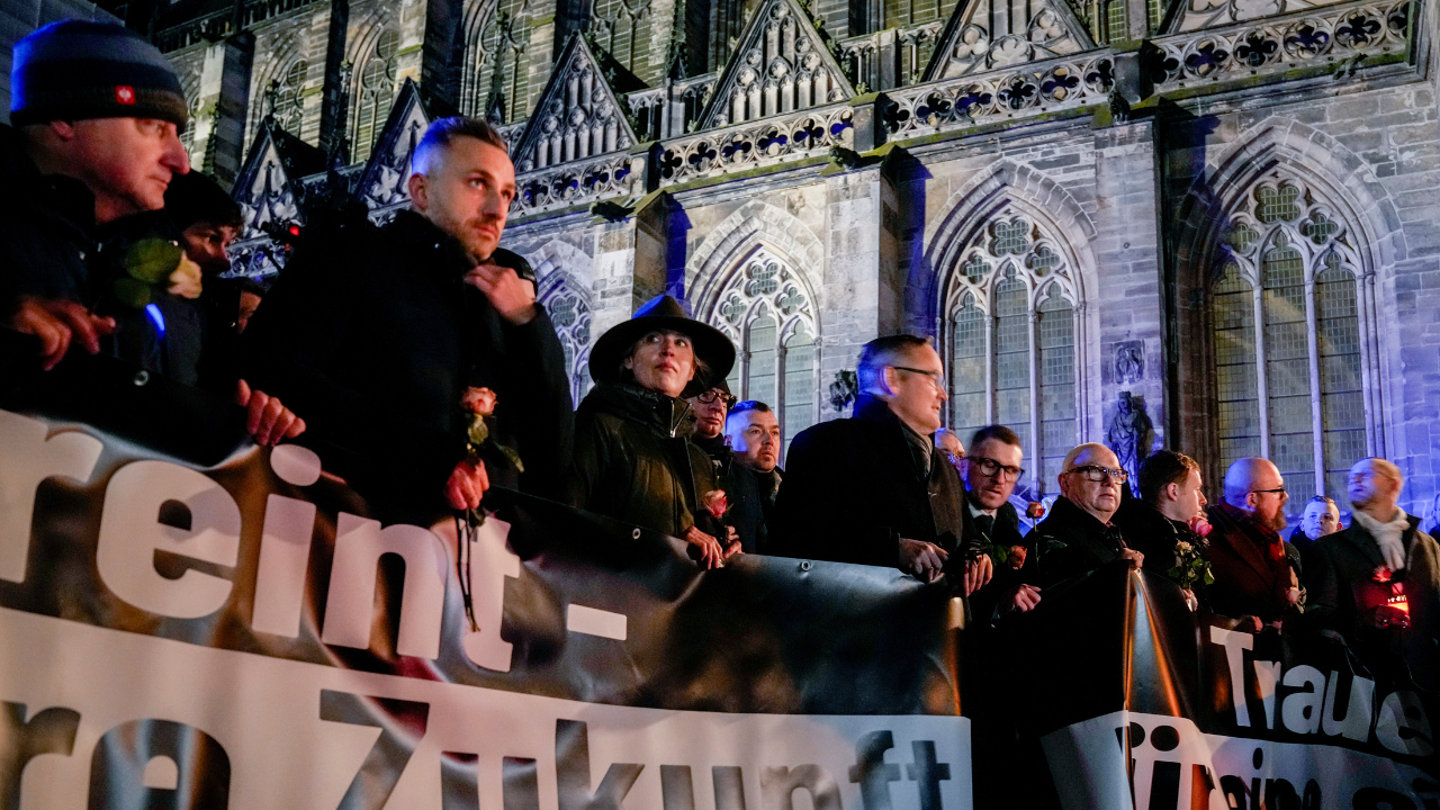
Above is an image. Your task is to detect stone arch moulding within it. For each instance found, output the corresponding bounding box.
[687,200,825,319]
[528,238,595,294]
[1173,115,1406,462]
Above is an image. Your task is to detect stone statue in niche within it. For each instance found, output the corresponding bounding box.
[829,370,858,414]
[1105,391,1153,497]
[1115,340,1144,385]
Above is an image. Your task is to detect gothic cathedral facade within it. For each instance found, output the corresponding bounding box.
[156,0,1439,519]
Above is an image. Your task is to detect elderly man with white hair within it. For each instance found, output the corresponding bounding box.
[1308,458,1440,690]
[1026,442,1141,590]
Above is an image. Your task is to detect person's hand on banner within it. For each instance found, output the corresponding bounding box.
[11,296,115,370]
[900,538,948,584]
[723,526,742,559]
[684,526,727,569]
[1234,615,1264,633]
[235,379,306,446]
[1120,547,1144,568]
[961,553,993,596]
[1005,582,1042,613]
[445,458,489,510]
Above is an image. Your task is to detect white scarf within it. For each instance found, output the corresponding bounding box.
[1352,508,1410,571]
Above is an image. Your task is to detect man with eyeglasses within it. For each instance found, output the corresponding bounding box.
[772,334,991,594]
[686,380,736,471]
[1205,458,1304,627]
[1027,443,1141,590]
[1306,458,1439,689]
[962,425,1043,617]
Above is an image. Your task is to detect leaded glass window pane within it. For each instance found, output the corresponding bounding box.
[783,325,816,456]
[1316,260,1365,500]
[1262,238,1314,498]
[994,270,1030,452]
[1212,263,1261,470]
[353,28,399,162]
[1105,0,1127,43]
[747,315,778,407]
[950,298,987,440]
[1037,288,1075,493]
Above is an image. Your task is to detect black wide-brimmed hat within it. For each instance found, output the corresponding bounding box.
[589,294,736,397]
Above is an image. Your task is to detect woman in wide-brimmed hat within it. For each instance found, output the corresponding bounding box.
[563,294,739,568]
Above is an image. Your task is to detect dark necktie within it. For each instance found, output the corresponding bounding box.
[975,514,995,542]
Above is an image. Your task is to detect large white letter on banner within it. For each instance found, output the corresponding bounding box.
[462,514,520,672]
[96,460,241,618]
[322,513,446,659]
[0,410,102,583]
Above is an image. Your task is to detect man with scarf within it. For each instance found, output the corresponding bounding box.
[770,335,991,594]
[1308,458,1440,689]
[1205,457,1305,627]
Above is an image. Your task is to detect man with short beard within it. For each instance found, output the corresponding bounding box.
[244,117,572,519]
[722,401,783,554]
[1308,459,1440,689]
[1205,458,1304,626]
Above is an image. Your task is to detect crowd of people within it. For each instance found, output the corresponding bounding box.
[3,21,1437,694]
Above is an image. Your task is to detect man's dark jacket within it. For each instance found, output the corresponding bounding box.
[0,124,100,316]
[242,209,573,514]
[691,430,780,554]
[965,498,1030,621]
[1027,496,1129,590]
[1112,499,1206,578]
[1306,515,1440,689]
[564,381,721,540]
[769,394,974,571]
[1204,502,1303,623]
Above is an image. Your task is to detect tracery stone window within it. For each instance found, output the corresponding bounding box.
[1210,173,1369,501]
[352,28,400,162]
[710,249,820,456]
[944,210,1080,495]
[541,282,594,403]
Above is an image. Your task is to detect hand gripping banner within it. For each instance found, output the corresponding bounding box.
[0,352,970,810]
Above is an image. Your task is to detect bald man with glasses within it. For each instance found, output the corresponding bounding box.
[1205,457,1305,628]
[1026,443,1143,590]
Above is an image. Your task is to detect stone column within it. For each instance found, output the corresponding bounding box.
[1091,118,1166,457]
[189,32,254,186]
[818,158,903,418]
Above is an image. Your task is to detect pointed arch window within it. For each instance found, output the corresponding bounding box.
[943,210,1080,496]
[352,28,400,163]
[1210,174,1371,501]
[711,248,820,457]
[541,282,594,404]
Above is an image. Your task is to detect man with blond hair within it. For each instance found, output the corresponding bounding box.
[1308,458,1440,689]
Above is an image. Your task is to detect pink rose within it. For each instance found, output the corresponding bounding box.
[1373,565,1393,583]
[462,387,498,416]
[1188,516,1212,538]
[1008,545,1027,570]
[702,489,728,519]
[1026,502,1046,520]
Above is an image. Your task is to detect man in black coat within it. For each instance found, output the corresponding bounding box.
[770,334,991,594]
[1028,443,1141,590]
[1112,449,1211,609]
[243,117,573,519]
[722,400,783,555]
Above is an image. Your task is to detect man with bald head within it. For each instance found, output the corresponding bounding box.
[1205,457,1304,626]
[1026,443,1141,589]
[1307,458,1440,689]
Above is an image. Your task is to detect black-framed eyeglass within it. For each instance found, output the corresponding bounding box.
[1250,486,1287,496]
[969,456,1024,481]
[1064,465,1129,483]
[891,366,947,389]
[695,390,736,407]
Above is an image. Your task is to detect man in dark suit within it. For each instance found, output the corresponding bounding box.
[1205,457,1303,627]
[1027,443,1141,590]
[1308,458,1440,689]
[771,334,991,594]
[963,425,1041,617]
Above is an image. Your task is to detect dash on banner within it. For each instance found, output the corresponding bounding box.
[566,604,627,640]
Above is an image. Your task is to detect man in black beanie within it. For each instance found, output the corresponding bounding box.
[0,19,300,445]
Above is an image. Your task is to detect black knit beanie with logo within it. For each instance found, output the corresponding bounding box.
[10,20,187,128]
